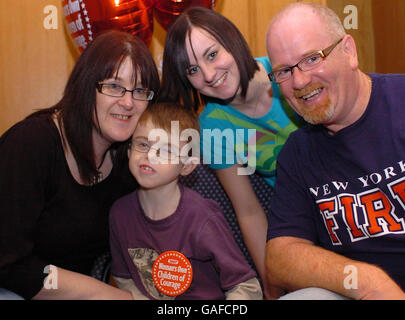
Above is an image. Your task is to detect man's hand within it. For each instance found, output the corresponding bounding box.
[359,274,405,300]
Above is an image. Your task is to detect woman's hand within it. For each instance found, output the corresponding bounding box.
[32,266,133,300]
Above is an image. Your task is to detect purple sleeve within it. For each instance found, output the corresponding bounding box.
[196,208,257,291]
[266,136,318,243]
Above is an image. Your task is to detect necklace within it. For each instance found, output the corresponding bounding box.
[92,173,103,185]
[367,74,373,90]
[97,148,109,170]
[92,148,110,185]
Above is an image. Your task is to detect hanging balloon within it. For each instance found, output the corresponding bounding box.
[153,0,217,31]
[62,0,154,52]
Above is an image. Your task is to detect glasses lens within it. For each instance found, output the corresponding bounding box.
[101,84,124,97]
[133,139,150,153]
[150,143,182,162]
[132,88,154,101]
[299,53,323,72]
[158,145,179,160]
[273,68,292,83]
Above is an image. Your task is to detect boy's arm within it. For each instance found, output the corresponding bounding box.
[216,165,278,298]
[196,199,265,300]
[225,277,263,300]
[113,276,150,300]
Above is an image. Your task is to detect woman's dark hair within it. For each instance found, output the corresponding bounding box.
[158,6,259,113]
[30,30,160,184]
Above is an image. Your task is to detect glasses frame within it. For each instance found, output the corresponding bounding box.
[268,38,344,83]
[97,83,154,101]
[129,139,186,161]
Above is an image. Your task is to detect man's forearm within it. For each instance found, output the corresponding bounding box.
[265,237,405,300]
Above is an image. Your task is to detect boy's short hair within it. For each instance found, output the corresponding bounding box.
[138,102,200,134]
[137,102,200,158]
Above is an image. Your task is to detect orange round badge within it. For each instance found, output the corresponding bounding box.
[152,251,193,297]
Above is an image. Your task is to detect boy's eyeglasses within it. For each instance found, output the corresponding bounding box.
[130,138,183,161]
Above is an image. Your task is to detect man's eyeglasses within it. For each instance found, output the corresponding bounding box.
[268,38,343,83]
[97,83,154,101]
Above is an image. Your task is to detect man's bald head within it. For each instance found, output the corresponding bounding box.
[266,2,346,50]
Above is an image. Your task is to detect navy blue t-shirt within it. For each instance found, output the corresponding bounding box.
[267,73,405,290]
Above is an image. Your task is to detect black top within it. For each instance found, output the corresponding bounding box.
[0,113,137,299]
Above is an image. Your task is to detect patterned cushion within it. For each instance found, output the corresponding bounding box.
[90,251,112,283]
[91,164,274,282]
[179,164,274,270]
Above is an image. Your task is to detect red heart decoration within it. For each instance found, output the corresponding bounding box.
[62,0,217,52]
[62,0,154,51]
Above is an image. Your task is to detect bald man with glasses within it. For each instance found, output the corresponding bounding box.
[265,2,405,300]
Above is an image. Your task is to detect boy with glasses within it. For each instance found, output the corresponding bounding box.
[109,102,262,300]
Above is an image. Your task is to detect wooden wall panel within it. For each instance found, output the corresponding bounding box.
[327,0,376,73]
[216,0,326,58]
[372,0,405,73]
[2,0,313,135]
[0,0,76,134]
[1,0,397,136]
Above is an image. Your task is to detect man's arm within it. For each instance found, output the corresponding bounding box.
[266,236,405,300]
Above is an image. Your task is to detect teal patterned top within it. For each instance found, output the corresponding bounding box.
[199,56,303,187]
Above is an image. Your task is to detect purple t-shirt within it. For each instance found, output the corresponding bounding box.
[267,74,405,290]
[110,185,256,300]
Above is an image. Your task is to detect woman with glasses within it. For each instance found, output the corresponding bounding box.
[0,30,159,299]
[159,6,302,299]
